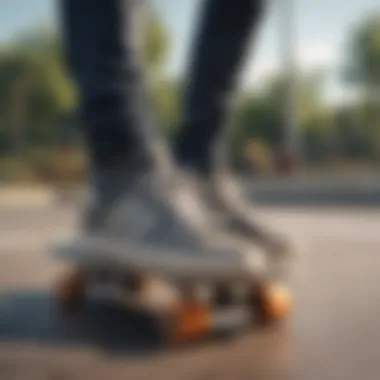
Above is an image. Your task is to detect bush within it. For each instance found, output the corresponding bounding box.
[27,148,86,184]
[241,139,275,177]
[0,157,37,183]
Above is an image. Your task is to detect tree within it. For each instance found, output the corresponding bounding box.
[0,11,172,153]
[345,14,380,94]
[0,28,77,152]
[140,9,178,135]
[331,104,371,159]
[345,14,380,158]
[231,71,332,164]
[151,79,182,135]
[142,9,170,76]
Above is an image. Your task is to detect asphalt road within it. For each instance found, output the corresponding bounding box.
[0,204,379,379]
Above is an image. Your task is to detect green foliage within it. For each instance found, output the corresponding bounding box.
[231,71,331,158]
[1,11,380,182]
[0,157,36,182]
[344,14,380,159]
[142,11,170,73]
[331,103,371,159]
[141,10,177,135]
[0,28,77,150]
[0,13,171,153]
[27,147,86,184]
[345,14,380,91]
[152,79,182,135]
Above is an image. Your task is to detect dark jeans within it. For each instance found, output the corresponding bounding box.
[61,0,264,172]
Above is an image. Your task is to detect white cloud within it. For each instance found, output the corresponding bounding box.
[241,40,341,94]
[240,39,361,106]
[296,41,339,71]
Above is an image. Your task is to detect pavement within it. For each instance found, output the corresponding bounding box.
[0,201,379,379]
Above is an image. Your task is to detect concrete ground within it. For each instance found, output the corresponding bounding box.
[0,202,379,379]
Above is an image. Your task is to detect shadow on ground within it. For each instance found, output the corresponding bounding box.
[0,291,294,379]
[0,290,289,358]
[0,290,166,357]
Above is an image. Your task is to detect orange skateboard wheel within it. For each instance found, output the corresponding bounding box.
[256,283,292,323]
[168,301,212,344]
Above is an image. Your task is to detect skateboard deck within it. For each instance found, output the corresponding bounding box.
[54,235,279,281]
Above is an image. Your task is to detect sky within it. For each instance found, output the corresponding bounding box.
[0,0,379,104]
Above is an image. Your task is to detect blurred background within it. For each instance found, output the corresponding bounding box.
[0,1,380,380]
[0,0,379,186]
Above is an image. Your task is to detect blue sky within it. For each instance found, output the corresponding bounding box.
[0,0,378,103]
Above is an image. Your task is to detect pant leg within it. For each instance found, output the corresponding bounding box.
[174,0,265,173]
[60,0,154,166]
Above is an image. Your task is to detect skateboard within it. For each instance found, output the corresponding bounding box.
[54,235,293,345]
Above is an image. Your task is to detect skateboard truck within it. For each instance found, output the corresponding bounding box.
[166,282,292,344]
[56,267,292,344]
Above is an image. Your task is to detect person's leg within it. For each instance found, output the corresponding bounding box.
[174,0,264,174]
[60,0,156,168]
[174,0,295,256]
[60,0,170,231]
